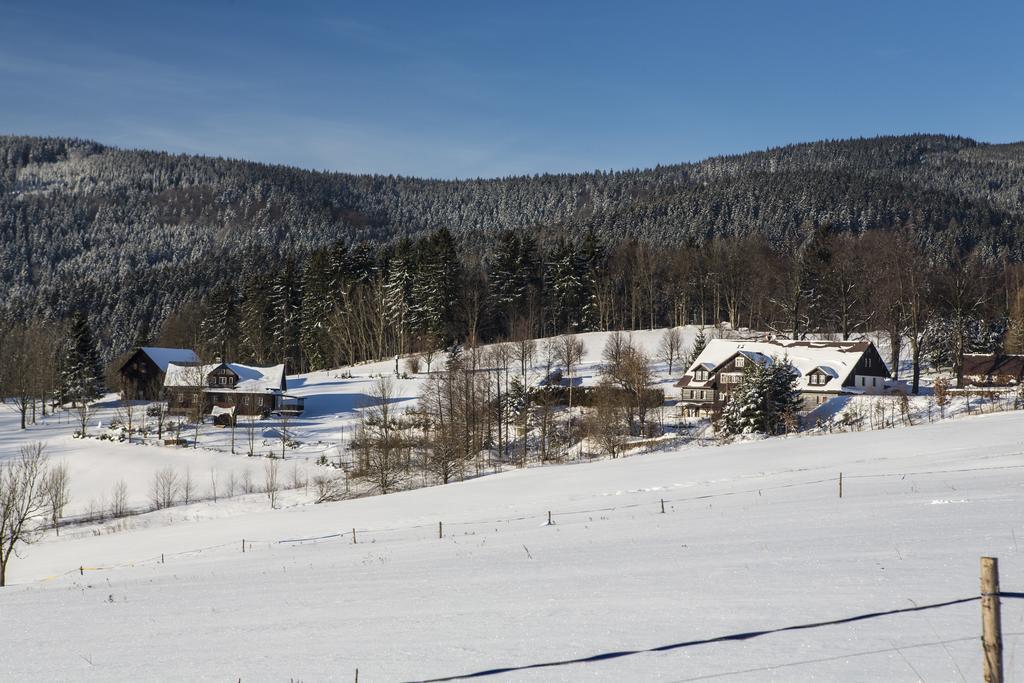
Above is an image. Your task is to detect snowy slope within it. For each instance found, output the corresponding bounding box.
[0,327,704,517]
[1,410,1023,681]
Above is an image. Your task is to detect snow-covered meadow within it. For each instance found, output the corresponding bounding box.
[1,408,1022,681]
[2,327,1023,681]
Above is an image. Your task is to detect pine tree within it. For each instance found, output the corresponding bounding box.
[200,283,239,360]
[411,229,462,341]
[238,271,273,365]
[546,237,587,333]
[688,328,709,366]
[721,356,801,435]
[383,239,418,352]
[269,258,302,369]
[300,249,335,370]
[59,312,104,405]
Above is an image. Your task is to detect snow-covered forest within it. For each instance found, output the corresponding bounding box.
[3,133,1024,358]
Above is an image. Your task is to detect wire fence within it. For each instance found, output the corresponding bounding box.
[29,459,1024,680]
[38,459,1024,582]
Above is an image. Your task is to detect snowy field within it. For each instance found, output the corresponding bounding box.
[1,408,1023,680]
[0,328,701,520]
[2,327,1023,681]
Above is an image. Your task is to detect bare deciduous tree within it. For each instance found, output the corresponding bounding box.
[353,376,409,494]
[110,479,129,518]
[182,466,195,505]
[658,327,683,375]
[264,459,280,508]
[0,443,49,586]
[42,460,71,535]
[312,473,344,503]
[149,466,180,510]
[556,335,585,448]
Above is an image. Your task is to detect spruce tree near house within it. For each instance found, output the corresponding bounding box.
[60,313,104,436]
[688,328,709,367]
[722,356,801,435]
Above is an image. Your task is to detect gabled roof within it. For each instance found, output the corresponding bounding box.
[138,347,199,373]
[737,350,774,367]
[808,365,840,378]
[164,362,287,392]
[680,338,885,392]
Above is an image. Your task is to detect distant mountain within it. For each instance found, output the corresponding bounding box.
[2,133,1023,354]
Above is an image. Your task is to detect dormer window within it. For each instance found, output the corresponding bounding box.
[695,370,707,381]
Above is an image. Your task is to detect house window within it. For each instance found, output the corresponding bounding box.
[695,370,706,381]
[865,357,872,369]
[698,390,706,400]
[735,356,745,368]
[218,376,226,385]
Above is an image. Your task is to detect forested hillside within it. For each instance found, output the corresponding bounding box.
[2,133,1024,358]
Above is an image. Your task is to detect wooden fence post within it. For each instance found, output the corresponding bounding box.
[660,499,665,514]
[439,521,443,539]
[352,528,356,544]
[839,472,843,498]
[242,539,245,553]
[981,556,1003,682]
[547,511,552,525]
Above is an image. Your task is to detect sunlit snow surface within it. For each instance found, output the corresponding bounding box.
[0,328,1022,681]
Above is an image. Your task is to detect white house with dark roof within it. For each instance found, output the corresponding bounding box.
[675,339,892,417]
[164,360,302,418]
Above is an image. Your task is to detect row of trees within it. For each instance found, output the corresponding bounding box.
[0,313,105,429]
[350,330,682,492]
[147,226,1023,396]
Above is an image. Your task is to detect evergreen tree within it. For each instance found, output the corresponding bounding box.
[59,312,104,405]
[200,283,239,360]
[721,356,801,435]
[411,229,462,341]
[238,271,274,365]
[546,237,587,333]
[688,328,709,366]
[383,239,418,351]
[299,249,335,370]
[269,258,302,369]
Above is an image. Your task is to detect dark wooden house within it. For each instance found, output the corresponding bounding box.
[117,347,200,400]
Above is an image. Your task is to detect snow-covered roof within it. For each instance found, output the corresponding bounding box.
[164,362,287,393]
[810,365,840,379]
[139,347,199,373]
[737,350,774,367]
[683,339,879,391]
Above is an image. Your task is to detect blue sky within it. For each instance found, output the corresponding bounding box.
[1,1,1021,178]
